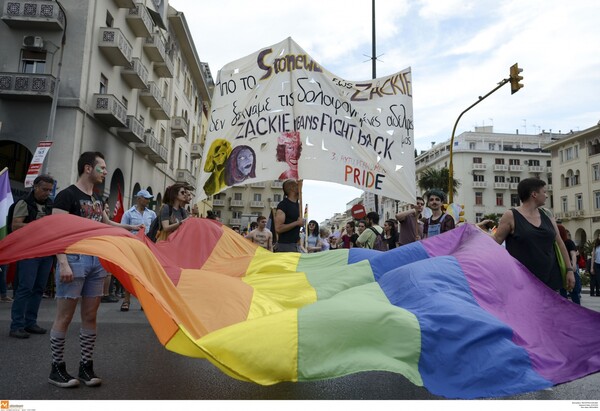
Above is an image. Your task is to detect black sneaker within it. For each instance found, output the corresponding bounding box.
[48,362,79,388]
[78,360,102,387]
[25,324,47,334]
[9,329,30,339]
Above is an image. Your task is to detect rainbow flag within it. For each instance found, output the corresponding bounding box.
[1,215,599,399]
[0,169,13,239]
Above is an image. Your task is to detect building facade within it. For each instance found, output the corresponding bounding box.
[545,122,600,246]
[0,0,213,212]
[415,127,557,223]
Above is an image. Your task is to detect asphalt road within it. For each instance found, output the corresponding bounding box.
[1,291,599,401]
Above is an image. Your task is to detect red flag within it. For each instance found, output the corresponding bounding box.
[113,184,124,223]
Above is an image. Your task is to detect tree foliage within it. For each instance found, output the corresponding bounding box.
[417,167,461,198]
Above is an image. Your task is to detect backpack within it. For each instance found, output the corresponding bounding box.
[146,205,172,243]
[369,227,388,251]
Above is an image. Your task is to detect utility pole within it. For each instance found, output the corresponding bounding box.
[447,63,524,203]
[371,0,379,214]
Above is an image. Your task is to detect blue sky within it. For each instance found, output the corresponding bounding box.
[170,0,600,223]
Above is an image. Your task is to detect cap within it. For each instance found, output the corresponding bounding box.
[136,189,153,199]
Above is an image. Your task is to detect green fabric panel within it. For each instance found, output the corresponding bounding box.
[304,260,375,300]
[297,249,349,272]
[297,282,423,386]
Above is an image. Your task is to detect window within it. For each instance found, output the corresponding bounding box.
[139,115,145,126]
[234,193,242,201]
[475,192,483,205]
[572,171,580,186]
[273,194,282,202]
[576,194,583,211]
[160,127,166,146]
[232,211,242,219]
[546,160,551,167]
[253,193,262,201]
[495,158,504,164]
[529,159,540,166]
[511,194,520,207]
[475,213,483,223]
[473,157,482,163]
[99,74,108,94]
[214,193,223,200]
[169,137,175,170]
[473,174,485,182]
[21,50,46,74]
[593,164,600,181]
[561,196,568,212]
[469,142,476,150]
[494,176,505,183]
[122,96,128,109]
[496,193,504,207]
[509,159,520,166]
[595,192,600,210]
[509,176,520,183]
[489,143,495,151]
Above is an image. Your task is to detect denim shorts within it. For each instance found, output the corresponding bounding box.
[55,254,107,299]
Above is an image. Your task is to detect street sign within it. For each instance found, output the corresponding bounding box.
[24,141,53,188]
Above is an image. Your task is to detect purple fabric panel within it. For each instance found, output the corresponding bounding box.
[421,224,600,384]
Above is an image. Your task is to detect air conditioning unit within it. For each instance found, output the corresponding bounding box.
[23,35,44,49]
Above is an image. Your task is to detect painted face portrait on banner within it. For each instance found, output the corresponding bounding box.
[276,131,302,180]
[225,145,256,186]
[203,139,232,196]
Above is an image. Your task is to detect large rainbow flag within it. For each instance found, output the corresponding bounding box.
[1,215,599,398]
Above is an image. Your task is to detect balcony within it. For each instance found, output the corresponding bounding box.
[139,81,170,119]
[230,218,242,226]
[230,200,244,207]
[171,117,188,138]
[250,182,266,188]
[472,163,486,170]
[154,57,174,78]
[528,165,545,173]
[250,201,265,208]
[472,181,487,189]
[98,27,132,66]
[493,164,508,172]
[270,201,279,208]
[190,143,202,160]
[509,165,524,172]
[121,58,148,89]
[2,0,65,30]
[271,181,283,189]
[493,182,510,190]
[126,3,153,38]
[176,168,196,190]
[0,72,55,101]
[137,130,167,163]
[510,183,519,190]
[113,0,135,8]
[547,184,553,191]
[143,33,167,63]
[117,115,144,143]
[212,199,225,207]
[92,94,127,127]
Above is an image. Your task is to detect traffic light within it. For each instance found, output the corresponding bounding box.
[510,63,524,94]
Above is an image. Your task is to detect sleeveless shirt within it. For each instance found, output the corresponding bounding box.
[505,208,562,290]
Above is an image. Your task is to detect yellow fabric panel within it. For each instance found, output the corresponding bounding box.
[246,250,301,275]
[243,270,317,310]
[197,309,299,385]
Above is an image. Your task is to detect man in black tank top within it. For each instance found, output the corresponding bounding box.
[478,178,575,292]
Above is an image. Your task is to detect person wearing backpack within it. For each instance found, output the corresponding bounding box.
[423,189,455,238]
[8,174,55,339]
[356,211,384,250]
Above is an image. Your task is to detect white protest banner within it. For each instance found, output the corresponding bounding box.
[24,141,53,188]
[197,38,415,203]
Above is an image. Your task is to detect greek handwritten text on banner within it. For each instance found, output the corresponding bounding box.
[198,38,415,203]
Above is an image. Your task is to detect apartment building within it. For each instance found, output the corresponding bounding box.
[414,126,556,223]
[0,0,213,212]
[545,122,600,245]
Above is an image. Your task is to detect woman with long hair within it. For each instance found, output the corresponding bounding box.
[156,183,188,241]
[383,219,399,250]
[306,220,322,253]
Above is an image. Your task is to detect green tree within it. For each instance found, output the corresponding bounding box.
[482,213,503,226]
[417,167,461,198]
